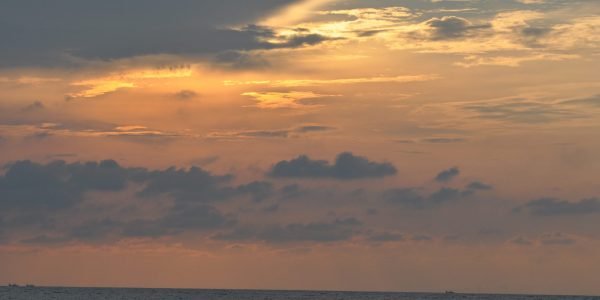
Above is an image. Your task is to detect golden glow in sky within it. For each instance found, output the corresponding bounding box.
[1,0,600,295]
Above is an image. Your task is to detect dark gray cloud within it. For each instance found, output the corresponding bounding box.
[213,218,363,243]
[463,100,579,123]
[519,26,553,47]
[123,205,235,238]
[135,166,236,202]
[0,0,332,67]
[68,219,119,241]
[17,204,235,243]
[0,160,130,211]
[268,152,397,180]
[237,181,274,202]
[279,183,307,199]
[173,90,198,100]
[0,159,273,215]
[383,188,424,209]
[295,125,336,133]
[0,159,257,243]
[214,50,270,69]
[275,33,334,48]
[466,181,494,191]
[435,167,460,182]
[384,187,473,209]
[521,27,552,37]
[424,16,491,40]
[514,197,600,216]
[20,234,72,245]
[357,30,388,37]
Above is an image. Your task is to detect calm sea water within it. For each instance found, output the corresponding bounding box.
[0,287,598,300]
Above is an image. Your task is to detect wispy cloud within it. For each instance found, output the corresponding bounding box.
[206,124,335,139]
[225,74,439,88]
[67,68,193,99]
[242,91,336,109]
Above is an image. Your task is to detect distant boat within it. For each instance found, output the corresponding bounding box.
[8,284,19,288]
[26,284,36,288]
[445,290,456,294]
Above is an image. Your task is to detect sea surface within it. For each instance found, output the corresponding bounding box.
[0,287,598,300]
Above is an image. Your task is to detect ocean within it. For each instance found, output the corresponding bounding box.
[0,287,598,300]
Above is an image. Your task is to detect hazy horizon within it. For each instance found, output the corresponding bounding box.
[1,0,600,296]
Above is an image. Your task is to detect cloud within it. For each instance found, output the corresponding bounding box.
[384,187,475,209]
[455,53,579,68]
[519,26,552,46]
[19,204,236,242]
[0,160,130,211]
[123,205,235,238]
[237,181,274,202]
[0,122,187,143]
[213,218,362,243]
[274,33,334,48]
[263,0,335,27]
[462,98,579,123]
[214,50,270,69]
[224,75,438,88]
[134,166,236,203]
[133,167,272,205]
[423,16,491,40]
[173,90,198,100]
[0,0,334,67]
[294,125,335,133]
[561,94,600,107]
[0,159,274,215]
[268,152,397,180]
[20,235,73,245]
[206,124,335,139]
[318,7,412,21]
[209,129,290,139]
[466,181,493,191]
[514,197,600,216]
[241,91,336,109]
[435,167,460,182]
[0,159,285,243]
[66,68,193,99]
[383,188,425,209]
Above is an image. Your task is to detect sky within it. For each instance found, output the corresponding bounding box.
[1,0,600,295]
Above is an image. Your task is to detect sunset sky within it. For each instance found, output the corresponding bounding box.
[1,0,600,295]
